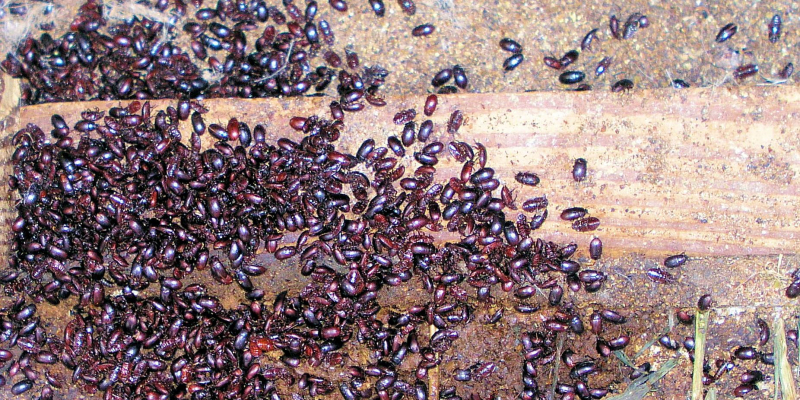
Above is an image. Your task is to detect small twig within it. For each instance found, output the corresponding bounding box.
[533,285,548,299]
[548,333,565,400]
[613,350,636,369]
[776,358,781,400]
[633,60,655,84]
[634,318,673,361]
[605,358,678,400]
[255,40,295,83]
[730,254,786,294]
[691,304,710,400]
[756,77,790,86]
[428,324,439,400]
[612,268,635,286]
[664,69,677,88]
[774,317,797,400]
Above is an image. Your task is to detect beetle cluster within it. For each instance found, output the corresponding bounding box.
[0,0,399,106]
[0,94,637,399]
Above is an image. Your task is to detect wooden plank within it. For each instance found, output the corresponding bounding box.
[2,85,799,257]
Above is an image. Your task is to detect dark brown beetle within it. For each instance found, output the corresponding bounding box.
[412,24,435,37]
[595,57,612,76]
[447,110,463,134]
[500,38,523,53]
[515,172,540,186]
[733,64,759,80]
[716,23,737,43]
[664,254,687,268]
[581,29,599,51]
[559,71,585,84]
[503,53,524,71]
[572,158,587,181]
[609,15,621,39]
[544,56,563,70]
[423,94,438,116]
[572,217,600,232]
[646,267,675,284]
[589,238,602,260]
[698,294,713,311]
[611,79,634,92]
[768,14,782,43]
[560,207,588,221]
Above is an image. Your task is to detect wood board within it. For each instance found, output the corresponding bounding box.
[1,83,798,259]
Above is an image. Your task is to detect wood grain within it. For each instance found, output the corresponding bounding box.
[0,73,21,128]
[2,85,799,257]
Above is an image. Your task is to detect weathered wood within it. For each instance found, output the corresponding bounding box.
[2,85,799,257]
[0,73,20,128]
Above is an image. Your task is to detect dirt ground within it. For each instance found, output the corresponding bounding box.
[1,0,799,399]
